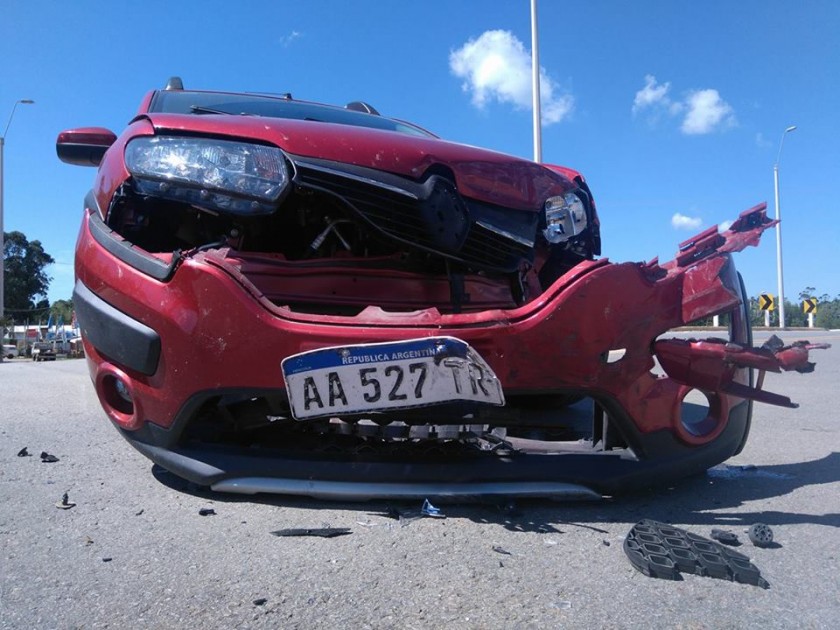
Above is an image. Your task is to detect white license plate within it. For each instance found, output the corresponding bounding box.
[282,337,505,420]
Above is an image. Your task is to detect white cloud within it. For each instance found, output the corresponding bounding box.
[719,220,734,232]
[633,76,736,135]
[671,213,703,230]
[681,89,736,135]
[633,75,671,113]
[279,30,301,47]
[450,30,573,125]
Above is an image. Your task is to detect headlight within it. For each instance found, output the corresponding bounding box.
[543,192,587,244]
[125,136,289,215]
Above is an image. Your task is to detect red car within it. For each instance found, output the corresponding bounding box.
[57,79,823,500]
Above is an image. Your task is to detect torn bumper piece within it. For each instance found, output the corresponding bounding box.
[655,335,830,409]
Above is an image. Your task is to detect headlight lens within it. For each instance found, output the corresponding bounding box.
[543,192,587,244]
[125,136,289,214]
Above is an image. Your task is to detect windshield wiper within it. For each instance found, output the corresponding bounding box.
[189,105,232,115]
[189,105,258,116]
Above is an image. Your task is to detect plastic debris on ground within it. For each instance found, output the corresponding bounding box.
[270,527,352,538]
[748,523,774,547]
[421,499,445,518]
[40,451,59,463]
[386,499,447,526]
[492,546,512,555]
[55,492,76,510]
[707,464,794,480]
[17,447,30,457]
[253,598,268,606]
[198,508,216,516]
[623,519,769,588]
[710,528,741,546]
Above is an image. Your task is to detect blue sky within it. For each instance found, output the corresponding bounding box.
[2,0,839,306]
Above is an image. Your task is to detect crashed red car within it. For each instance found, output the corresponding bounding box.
[57,79,824,500]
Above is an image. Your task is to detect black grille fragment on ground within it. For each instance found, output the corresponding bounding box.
[271,528,352,538]
[623,519,769,588]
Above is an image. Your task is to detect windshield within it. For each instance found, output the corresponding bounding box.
[149,91,435,138]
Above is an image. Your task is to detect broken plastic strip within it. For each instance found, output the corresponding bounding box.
[654,336,830,408]
[663,203,777,271]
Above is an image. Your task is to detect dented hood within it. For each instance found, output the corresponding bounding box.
[140,113,577,211]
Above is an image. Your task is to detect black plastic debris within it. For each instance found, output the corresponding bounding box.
[55,492,76,510]
[253,598,268,606]
[17,447,30,457]
[623,519,769,588]
[711,528,741,546]
[40,451,59,463]
[198,508,216,516]
[748,523,774,548]
[271,528,352,538]
[492,545,512,556]
[102,557,113,562]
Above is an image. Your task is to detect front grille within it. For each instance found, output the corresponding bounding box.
[294,160,532,272]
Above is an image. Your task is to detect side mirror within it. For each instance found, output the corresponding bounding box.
[56,127,117,166]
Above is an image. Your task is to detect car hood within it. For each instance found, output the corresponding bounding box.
[139,113,576,211]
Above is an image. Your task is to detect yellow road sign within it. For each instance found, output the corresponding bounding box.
[759,293,775,311]
[803,298,818,314]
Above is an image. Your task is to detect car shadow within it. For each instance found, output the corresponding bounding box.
[151,451,840,532]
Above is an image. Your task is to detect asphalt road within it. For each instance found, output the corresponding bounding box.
[1,330,838,629]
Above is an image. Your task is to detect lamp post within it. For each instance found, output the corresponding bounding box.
[530,0,542,163]
[773,125,796,329]
[1,99,35,344]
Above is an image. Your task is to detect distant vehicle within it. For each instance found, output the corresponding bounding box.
[3,344,19,359]
[32,342,57,362]
[56,77,827,501]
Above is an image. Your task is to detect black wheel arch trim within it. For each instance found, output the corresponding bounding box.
[85,190,180,282]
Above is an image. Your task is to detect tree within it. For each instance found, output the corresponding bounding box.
[50,299,74,323]
[3,231,55,319]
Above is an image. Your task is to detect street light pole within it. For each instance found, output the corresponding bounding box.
[1,99,35,344]
[530,0,542,163]
[773,125,796,329]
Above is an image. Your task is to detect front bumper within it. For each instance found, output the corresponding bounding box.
[75,202,806,498]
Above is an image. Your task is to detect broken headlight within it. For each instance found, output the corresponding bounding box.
[543,192,587,244]
[125,136,289,215]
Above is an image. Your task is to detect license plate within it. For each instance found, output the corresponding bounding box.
[282,337,505,420]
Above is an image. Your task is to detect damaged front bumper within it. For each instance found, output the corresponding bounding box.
[74,202,827,499]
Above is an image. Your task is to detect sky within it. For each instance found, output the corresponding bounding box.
[2,0,839,308]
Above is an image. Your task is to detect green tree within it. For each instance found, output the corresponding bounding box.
[3,231,55,319]
[815,294,840,329]
[50,299,74,323]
